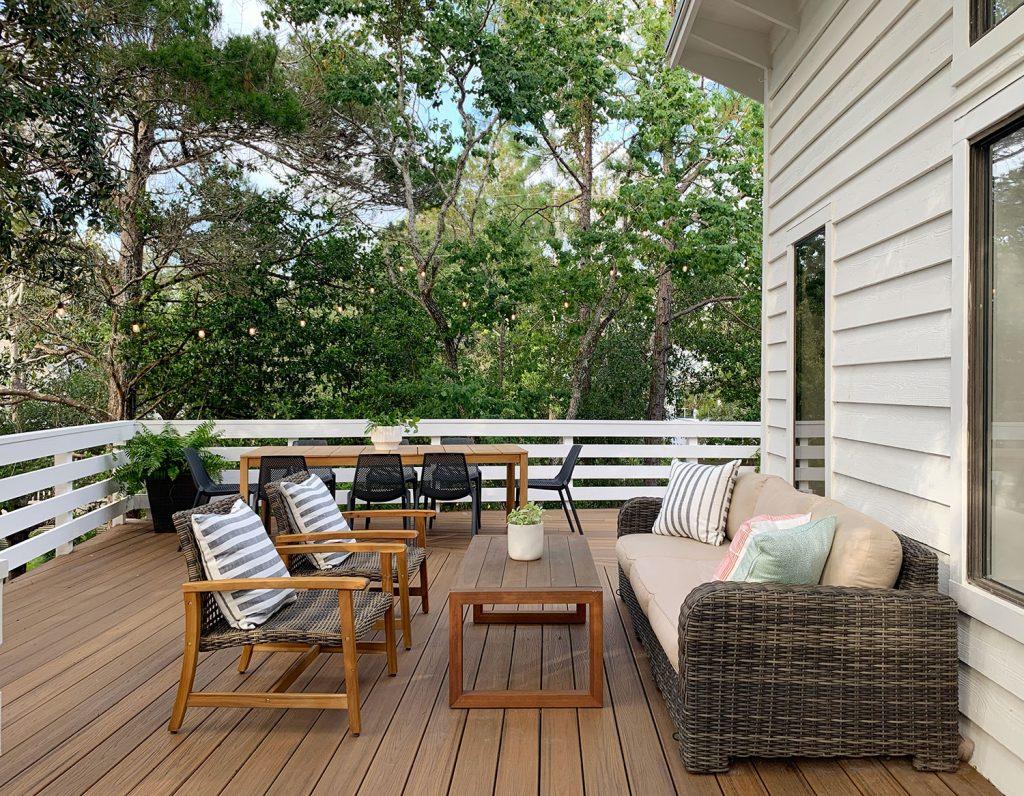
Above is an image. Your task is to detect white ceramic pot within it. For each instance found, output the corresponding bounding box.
[370,425,403,451]
[507,522,544,561]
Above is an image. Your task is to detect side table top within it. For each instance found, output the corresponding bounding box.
[453,534,601,594]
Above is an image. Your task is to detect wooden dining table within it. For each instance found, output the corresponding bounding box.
[237,443,530,511]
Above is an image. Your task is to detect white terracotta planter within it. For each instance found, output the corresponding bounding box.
[370,425,403,451]
[507,522,544,561]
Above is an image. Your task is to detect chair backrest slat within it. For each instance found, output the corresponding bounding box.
[184,447,217,492]
[352,454,406,502]
[555,444,582,486]
[419,452,471,501]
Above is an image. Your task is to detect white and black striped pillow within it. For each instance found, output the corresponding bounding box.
[279,474,354,569]
[191,499,296,629]
[652,460,741,545]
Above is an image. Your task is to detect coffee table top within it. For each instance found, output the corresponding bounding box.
[453,534,602,594]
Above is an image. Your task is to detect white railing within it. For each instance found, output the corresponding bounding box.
[0,418,762,571]
[795,420,826,494]
[141,419,762,505]
[0,421,136,572]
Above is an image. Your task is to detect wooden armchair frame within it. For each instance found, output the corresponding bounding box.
[169,500,402,737]
[264,473,434,649]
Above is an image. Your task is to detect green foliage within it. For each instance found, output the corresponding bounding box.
[114,420,226,494]
[364,415,420,433]
[507,502,543,526]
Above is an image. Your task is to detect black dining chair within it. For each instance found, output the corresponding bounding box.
[184,447,257,508]
[347,453,413,527]
[289,438,338,496]
[440,436,482,527]
[256,455,309,524]
[516,444,583,534]
[416,452,480,535]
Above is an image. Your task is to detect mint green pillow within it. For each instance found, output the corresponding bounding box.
[726,516,837,585]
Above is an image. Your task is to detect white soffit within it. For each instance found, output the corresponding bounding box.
[666,0,799,102]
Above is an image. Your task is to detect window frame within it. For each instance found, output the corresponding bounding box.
[967,108,1024,609]
[971,0,1024,44]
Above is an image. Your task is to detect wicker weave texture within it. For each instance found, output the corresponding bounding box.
[616,496,961,774]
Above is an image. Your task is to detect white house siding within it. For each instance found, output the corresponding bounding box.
[761,1,1024,792]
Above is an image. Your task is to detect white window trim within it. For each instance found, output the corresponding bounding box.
[951,73,1024,645]
[784,205,833,497]
[953,0,1024,89]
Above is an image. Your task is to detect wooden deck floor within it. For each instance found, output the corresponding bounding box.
[0,508,1001,796]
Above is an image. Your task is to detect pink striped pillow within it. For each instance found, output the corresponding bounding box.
[713,513,812,581]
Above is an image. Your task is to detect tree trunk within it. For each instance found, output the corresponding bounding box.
[108,115,155,420]
[645,266,673,422]
[418,289,459,370]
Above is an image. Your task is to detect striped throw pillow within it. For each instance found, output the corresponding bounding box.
[651,459,741,545]
[279,474,354,569]
[713,513,811,581]
[191,499,296,630]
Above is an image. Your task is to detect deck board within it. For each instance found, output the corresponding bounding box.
[0,509,1003,796]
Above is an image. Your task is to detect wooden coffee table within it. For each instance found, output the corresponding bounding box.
[448,534,603,709]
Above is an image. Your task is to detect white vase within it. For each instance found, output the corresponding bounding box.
[370,425,403,451]
[507,522,544,561]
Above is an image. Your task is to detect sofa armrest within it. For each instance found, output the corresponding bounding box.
[617,497,662,537]
[677,580,960,768]
[894,533,939,591]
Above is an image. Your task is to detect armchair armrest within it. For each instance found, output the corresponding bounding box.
[617,497,662,537]
[183,576,369,593]
[274,541,408,555]
[342,509,436,520]
[276,529,418,543]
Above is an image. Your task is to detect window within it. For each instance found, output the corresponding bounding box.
[970,113,1024,605]
[793,228,826,496]
[972,0,1024,42]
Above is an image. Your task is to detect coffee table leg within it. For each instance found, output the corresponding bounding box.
[449,595,464,707]
[589,593,603,705]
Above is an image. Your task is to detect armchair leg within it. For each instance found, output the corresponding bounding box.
[398,558,413,650]
[384,605,398,675]
[419,559,430,614]
[338,590,361,736]
[238,644,254,673]
[169,595,201,733]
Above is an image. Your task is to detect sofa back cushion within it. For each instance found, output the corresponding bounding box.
[811,499,902,588]
[753,475,824,516]
[725,473,772,539]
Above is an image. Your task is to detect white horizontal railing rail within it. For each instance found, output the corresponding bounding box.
[0,421,135,572]
[141,419,762,505]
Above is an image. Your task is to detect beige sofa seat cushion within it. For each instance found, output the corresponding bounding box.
[812,499,902,588]
[629,555,723,672]
[753,475,824,516]
[616,533,729,579]
[725,473,772,539]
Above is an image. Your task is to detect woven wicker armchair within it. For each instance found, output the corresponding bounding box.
[264,471,433,650]
[617,496,961,774]
[169,497,404,736]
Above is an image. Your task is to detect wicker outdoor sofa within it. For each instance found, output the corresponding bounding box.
[616,472,961,774]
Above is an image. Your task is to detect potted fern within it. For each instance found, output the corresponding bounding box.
[507,502,544,561]
[364,414,419,451]
[115,421,228,532]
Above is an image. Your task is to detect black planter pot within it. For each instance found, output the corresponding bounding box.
[145,474,198,533]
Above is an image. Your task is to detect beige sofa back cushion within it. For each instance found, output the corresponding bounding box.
[811,499,902,589]
[725,473,772,539]
[748,475,902,589]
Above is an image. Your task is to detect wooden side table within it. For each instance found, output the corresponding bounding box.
[448,534,604,708]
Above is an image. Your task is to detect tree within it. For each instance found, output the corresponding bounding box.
[0,0,115,279]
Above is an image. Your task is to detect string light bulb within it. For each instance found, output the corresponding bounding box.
[418,269,426,278]
[248,326,257,336]
[197,329,206,339]
[398,265,405,273]
[131,322,141,334]
[299,318,307,328]
[510,312,517,321]
[461,299,468,308]
[335,305,343,313]
[369,286,376,294]
[682,265,689,273]
[55,301,66,319]
[563,300,570,309]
